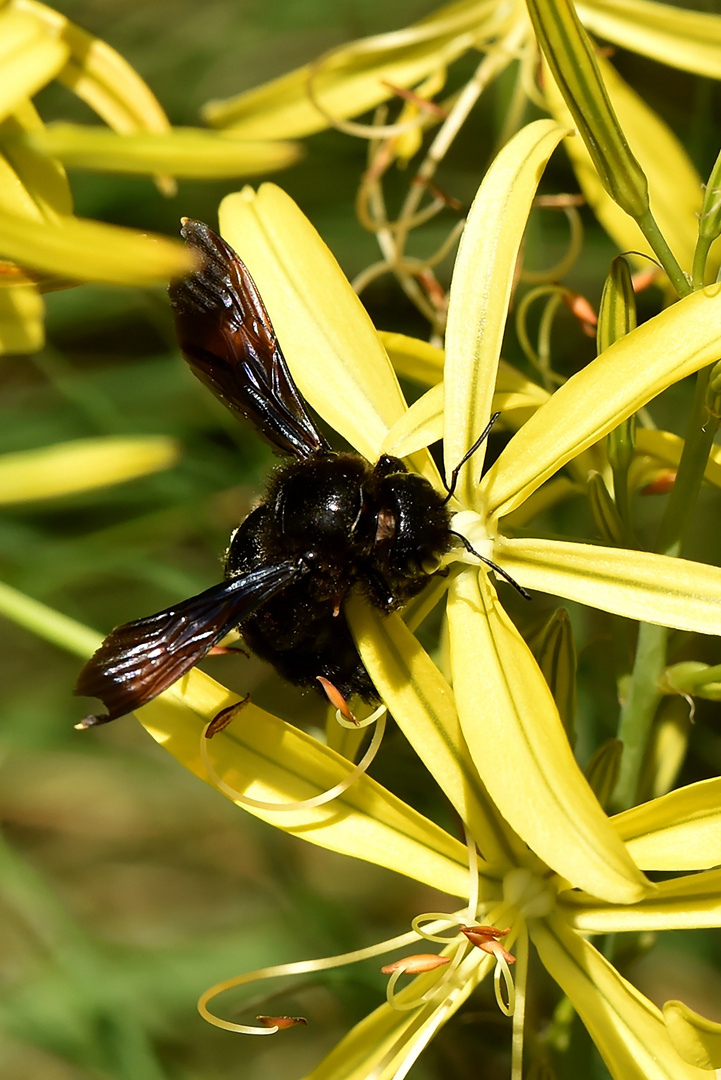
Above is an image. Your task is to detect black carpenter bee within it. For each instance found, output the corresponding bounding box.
[76,219,468,728]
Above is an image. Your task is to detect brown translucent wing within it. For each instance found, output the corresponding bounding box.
[169,219,330,460]
[75,560,309,726]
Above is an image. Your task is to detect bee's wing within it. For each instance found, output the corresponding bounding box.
[169,219,330,460]
[75,559,309,726]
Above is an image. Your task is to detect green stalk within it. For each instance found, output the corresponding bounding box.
[0,580,100,658]
[636,208,692,300]
[613,367,718,809]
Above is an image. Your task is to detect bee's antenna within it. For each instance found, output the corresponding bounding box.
[442,412,501,505]
[449,530,531,600]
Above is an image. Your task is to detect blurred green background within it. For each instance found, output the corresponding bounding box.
[3,1,721,1078]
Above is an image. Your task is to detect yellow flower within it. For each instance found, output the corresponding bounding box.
[11,116,721,1076]
[104,127,720,1071]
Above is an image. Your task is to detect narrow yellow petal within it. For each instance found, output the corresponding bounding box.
[0,211,196,285]
[613,777,721,871]
[495,537,721,637]
[0,282,43,353]
[138,669,471,897]
[379,330,443,386]
[481,285,721,520]
[303,946,489,1080]
[218,184,433,475]
[381,383,444,459]
[380,331,551,406]
[560,868,721,933]
[533,913,708,1079]
[578,0,721,80]
[447,568,649,902]
[23,124,302,178]
[0,436,179,504]
[664,1000,721,1071]
[0,8,69,123]
[347,592,523,870]
[1,103,73,220]
[444,119,567,507]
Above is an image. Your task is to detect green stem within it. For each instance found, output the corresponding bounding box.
[611,460,633,542]
[0,580,100,658]
[613,367,718,810]
[637,209,692,299]
[613,622,668,810]
[692,232,714,290]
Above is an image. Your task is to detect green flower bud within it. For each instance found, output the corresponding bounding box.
[527,0,649,220]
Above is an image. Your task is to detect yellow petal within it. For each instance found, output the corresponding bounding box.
[304,946,490,1080]
[0,8,69,123]
[347,591,524,870]
[444,119,567,507]
[0,436,179,504]
[23,124,302,178]
[381,383,444,459]
[15,0,174,193]
[664,1000,721,1071]
[560,868,721,933]
[447,568,649,902]
[380,383,549,460]
[138,669,471,897]
[203,0,505,138]
[578,0,721,80]
[613,777,721,871]
[379,330,443,386]
[380,330,551,406]
[533,913,708,1079]
[1,102,73,220]
[0,281,43,353]
[481,285,721,520]
[0,210,196,285]
[543,52,703,273]
[218,184,433,475]
[494,537,721,637]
